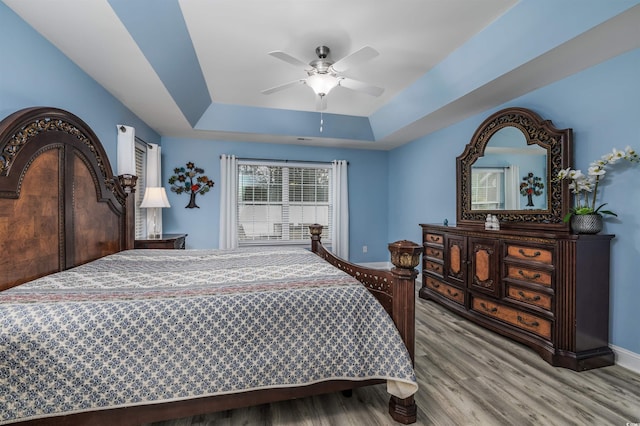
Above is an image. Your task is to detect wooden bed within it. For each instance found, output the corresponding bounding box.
[0,107,421,425]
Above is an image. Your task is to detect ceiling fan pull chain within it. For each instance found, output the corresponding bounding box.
[320,110,324,133]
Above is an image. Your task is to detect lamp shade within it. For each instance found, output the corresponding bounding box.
[306,73,340,96]
[117,125,136,176]
[140,187,171,208]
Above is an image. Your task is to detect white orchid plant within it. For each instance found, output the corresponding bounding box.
[556,146,639,222]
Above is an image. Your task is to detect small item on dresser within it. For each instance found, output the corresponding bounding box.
[492,215,500,230]
[485,214,493,230]
[443,218,448,226]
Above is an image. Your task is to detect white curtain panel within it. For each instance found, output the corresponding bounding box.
[146,144,161,186]
[116,125,135,176]
[219,154,239,249]
[331,160,349,260]
[146,143,163,235]
[504,165,520,210]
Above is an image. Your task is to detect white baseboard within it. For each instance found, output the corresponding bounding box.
[611,344,640,374]
[358,261,393,270]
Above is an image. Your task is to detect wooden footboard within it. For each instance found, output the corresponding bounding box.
[309,224,422,424]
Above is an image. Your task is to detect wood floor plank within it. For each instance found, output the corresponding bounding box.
[147,289,640,426]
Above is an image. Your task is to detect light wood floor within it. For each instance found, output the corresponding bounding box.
[148,291,640,426]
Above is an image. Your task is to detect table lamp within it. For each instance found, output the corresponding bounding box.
[140,187,171,239]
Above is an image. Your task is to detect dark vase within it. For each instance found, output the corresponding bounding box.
[570,214,603,234]
[186,192,199,208]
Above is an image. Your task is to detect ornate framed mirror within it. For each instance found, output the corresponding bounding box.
[457,107,573,231]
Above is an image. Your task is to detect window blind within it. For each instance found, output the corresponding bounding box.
[134,144,147,239]
[237,161,331,245]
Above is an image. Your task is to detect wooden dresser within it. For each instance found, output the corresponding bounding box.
[419,223,614,371]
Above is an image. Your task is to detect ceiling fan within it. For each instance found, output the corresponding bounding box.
[261,45,384,111]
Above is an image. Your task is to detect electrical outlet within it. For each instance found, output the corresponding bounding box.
[362,245,368,253]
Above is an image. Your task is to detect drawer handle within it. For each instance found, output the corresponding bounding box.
[518,270,541,280]
[446,289,459,297]
[431,281,440,289]
[429,235,440,242]
[518,249,541,258]
[428,250,440,257]
[517,315,539,328]
[517,291,541,302]
[480,302,498,313]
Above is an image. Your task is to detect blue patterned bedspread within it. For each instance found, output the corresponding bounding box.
[0,247,417,423]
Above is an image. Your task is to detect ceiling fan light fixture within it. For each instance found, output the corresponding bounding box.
[263,45,382,111]
[305,73,340,96]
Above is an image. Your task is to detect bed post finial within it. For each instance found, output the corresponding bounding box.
[387,239,421,424]
[388,240,422,270]
[309,224,323,253]
[117,174,138,193]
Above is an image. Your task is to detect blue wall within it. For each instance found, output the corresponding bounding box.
[0,1,391,264]
[388,48,640,355]
[0,3,159,162]
[160,138,390,263]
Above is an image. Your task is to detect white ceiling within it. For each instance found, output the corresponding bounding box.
[186,0,515,116]
[4,1,640,149]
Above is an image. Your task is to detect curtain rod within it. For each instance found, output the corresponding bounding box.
[118,125,154,149]
[135,136,154,149]
[220,156,348,165]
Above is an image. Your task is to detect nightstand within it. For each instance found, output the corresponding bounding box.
[134,234,187,249]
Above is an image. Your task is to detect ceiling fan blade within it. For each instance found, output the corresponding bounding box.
[268,51,308,67]
[315,95,327,111]
[261,80,304,95]
[339,78,384,97]
[331,46,379,73]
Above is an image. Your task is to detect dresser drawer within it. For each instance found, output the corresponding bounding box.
[506,285,552,310]
[424,233,444,246]
[424,259,444,276]
[505,264,552,287]
[425,276,464,305]
[472,296,551,340]
[424,246,443,261]
[506,244,553,265]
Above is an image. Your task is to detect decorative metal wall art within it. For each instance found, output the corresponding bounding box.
[168,162,214,208]
[520,172,544,207]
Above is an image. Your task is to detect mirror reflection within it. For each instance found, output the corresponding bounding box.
[471,127,547,211]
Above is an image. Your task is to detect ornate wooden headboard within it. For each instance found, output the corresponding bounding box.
[0,107,135,291]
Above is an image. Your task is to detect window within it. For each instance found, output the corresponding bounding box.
[471,168,504,210]
[237,162,331,245]
[134,143,147,239]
